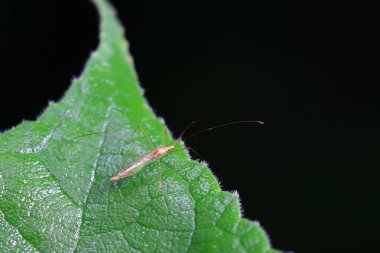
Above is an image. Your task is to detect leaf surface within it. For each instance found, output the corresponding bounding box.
[0,0,275,252]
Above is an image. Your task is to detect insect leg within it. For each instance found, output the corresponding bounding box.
[138,125,157,149]
[159,128,169,228]
[172,146,206,161]
[159,128,168,191]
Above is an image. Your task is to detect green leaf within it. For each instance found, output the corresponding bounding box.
[0,0,277,252]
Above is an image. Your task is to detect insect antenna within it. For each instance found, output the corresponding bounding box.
[176,121,196,141]
[182,120,264,141]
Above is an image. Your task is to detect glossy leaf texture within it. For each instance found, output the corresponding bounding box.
[0,0,277,252]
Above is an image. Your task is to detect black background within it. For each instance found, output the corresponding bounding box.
[1,1,379,252]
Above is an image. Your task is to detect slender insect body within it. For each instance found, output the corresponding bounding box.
[110,145,176,181]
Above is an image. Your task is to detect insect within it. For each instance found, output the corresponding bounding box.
[108,120,264,182]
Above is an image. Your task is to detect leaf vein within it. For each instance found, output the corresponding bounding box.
[0,208,39,252]
[72,104,114,252]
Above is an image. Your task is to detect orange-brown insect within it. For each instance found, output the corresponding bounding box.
[110,145,175,181]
